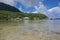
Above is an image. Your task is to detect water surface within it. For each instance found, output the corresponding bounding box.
[0,20,60,40]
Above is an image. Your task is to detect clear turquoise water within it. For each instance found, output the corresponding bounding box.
[0,20,60,40]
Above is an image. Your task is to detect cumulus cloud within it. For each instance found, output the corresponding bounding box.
[32,2,60,18]
[48,7,60,18]
[16,0,43,8]
[32,2,49,16]
[17,0,45,13]
[0,0,44,12]
[48,7,60,13]
[18,6,24,12]
[0,0,16,6]
[0,0,44,7]
[47,2,60,18]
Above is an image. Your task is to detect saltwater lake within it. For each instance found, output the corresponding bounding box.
[0,20,60,40]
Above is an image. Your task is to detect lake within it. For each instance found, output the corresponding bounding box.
[0,20,60,40]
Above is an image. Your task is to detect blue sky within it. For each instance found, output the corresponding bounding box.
[0,0,60,18]
[15,0,60,12]
[43,0,59,9]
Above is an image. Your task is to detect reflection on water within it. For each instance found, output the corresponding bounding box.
[0,20,60,40]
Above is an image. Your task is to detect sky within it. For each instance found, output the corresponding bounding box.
[0,0,60,18]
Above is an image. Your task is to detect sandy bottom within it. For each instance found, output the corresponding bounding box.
[0,26,60,40]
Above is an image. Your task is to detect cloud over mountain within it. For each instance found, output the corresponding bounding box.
[0,0,16,6]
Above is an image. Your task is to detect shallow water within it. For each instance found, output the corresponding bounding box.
[0,20,60,40]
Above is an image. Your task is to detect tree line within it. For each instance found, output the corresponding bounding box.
[0,10,48,20]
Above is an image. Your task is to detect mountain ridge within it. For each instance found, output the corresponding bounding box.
[0,2,22,12]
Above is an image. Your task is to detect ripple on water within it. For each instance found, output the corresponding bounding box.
[0,20,60,40]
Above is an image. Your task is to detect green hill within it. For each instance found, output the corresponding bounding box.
[0,2,22,20]
[22,13,48,20]
[0,2,48,20]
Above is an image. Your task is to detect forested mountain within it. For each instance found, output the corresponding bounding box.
[0,2,22,12]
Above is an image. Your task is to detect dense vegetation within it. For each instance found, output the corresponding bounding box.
[0,10,48,20]
[0,2,48,20]
[23,13,48,20]
[0,2,21,12]
[0,10,22,20]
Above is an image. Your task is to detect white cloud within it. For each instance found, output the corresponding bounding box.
[48,7,60,18]
[0,0,44,12]
[0,0,44,7]
[32,11,38,13]
[0,0,16,6]
[48,7,60,13]
[17,0,45,13]
[58,2,60,7]
[16,0,43,8]
[18,6,23,12]
[32,2,49,15]
[32,2,60,18]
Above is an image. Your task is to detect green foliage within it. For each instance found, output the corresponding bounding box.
[0,10,48,20]
[0,10,22,20]
[22,13,48,20]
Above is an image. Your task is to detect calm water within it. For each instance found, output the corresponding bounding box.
[0,20,60,40]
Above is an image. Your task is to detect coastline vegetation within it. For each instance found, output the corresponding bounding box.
[0,10,48,20]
